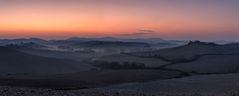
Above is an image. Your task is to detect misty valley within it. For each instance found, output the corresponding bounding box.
[0,37,239,96]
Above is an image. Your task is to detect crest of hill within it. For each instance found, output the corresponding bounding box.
[0,38,48,46]
[66,37,167,44]
[5,42,48,50]
[71,41,150,48]
[133,41,239,60]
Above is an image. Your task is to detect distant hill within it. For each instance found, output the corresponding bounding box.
[126,41,239,74]
[0,38,48,46]
[0,46,92,74]
[66,37,168,44]
[66,41,150,48]
[94,41,239,71]
[0,37,185,51]
[133,41,239,60]
[5,42,48,50]
[52,37,165,47]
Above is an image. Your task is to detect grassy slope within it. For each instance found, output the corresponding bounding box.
[134,43,239,60]
[166,55,239,73]
[100,73,239,96]
[0,47,92,74]
[0,70,182,89]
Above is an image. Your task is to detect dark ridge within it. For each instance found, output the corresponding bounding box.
[70,41,150,48]
[188,40,218,46]
[5,42,47,49]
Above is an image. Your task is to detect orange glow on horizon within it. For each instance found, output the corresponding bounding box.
[0,0,239,40]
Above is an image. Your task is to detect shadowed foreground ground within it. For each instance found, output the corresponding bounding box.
[0,70,181,89]
[0,85,238,96]
[1,73,239,96]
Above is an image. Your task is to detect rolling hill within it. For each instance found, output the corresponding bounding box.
[0,38,48,46]
[66,37,168,44]
[133,41,239,60]
[165,54,239,73]
[0,46,92,74]
[122,41,239,74]
[58,41,150,49]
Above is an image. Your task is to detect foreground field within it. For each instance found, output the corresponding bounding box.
[2,73,239,96]
[99,73,239,96]
[0,70,181,89]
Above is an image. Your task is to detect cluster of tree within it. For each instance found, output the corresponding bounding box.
[188,40,218,46]
[93,61,146,69]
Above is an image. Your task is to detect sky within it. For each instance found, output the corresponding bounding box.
[0,0,239,40]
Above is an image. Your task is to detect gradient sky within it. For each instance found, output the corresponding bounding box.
[0,0,239,40]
